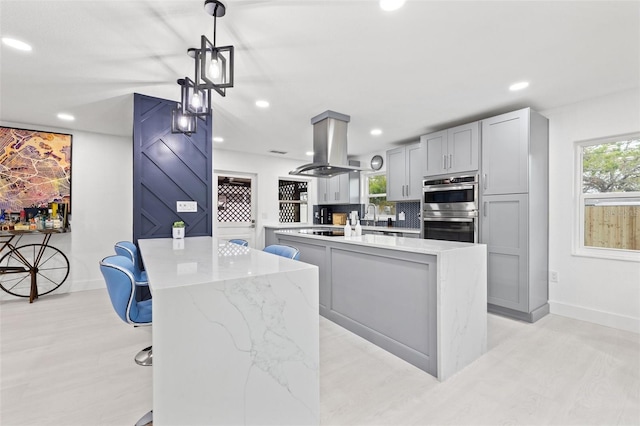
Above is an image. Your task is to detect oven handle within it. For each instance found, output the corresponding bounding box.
[423,216,475,223]
[423,183,477,192]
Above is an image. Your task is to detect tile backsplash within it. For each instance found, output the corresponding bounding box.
[314,201,420,229]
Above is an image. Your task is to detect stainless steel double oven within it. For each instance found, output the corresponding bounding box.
[422,174,478,243]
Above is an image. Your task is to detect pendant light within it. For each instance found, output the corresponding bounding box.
[172,0,235,135]
[195,0,235,97]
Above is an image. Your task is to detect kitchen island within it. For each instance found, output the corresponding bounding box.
[275,230,487,381]
[139,237,319,425]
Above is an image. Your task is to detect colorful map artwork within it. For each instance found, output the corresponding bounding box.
[0,127,72,211]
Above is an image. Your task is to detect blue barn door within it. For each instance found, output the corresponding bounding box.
[133,93,212,241]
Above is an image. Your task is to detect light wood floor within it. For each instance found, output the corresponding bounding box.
[1,289,638,425]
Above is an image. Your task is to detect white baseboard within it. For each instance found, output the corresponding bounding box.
[550,301,640,334]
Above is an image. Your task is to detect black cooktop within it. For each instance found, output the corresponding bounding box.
[305,230,345,237]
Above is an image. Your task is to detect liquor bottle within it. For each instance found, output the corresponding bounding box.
[46,209,54,229]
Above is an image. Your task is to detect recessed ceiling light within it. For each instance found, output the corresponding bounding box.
[213,137,224,143]
[255,100,270,108]
[370,129,383,136]
[2,37,32,51]
[57,113,75,121]
[509,81,529,91]
[380,0,405,11]
[306,151,314,156]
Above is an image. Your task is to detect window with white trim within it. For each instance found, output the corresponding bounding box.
[363,172,396,222]
[576,134,640,260]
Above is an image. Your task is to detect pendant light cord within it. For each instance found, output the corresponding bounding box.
[212,3,218,47]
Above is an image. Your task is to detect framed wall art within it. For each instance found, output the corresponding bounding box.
[0,126,72,212]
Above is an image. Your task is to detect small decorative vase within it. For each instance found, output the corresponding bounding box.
[172,227,185,239]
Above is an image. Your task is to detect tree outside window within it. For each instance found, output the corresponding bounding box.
[579,136,640,254]
[365,174,395,218]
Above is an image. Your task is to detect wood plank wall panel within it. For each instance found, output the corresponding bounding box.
[133,93,212,242]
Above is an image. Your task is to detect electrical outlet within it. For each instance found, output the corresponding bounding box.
[176,201,197,212]
[549,271,559,282]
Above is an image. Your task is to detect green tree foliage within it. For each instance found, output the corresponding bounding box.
[368,175,387,194]
[583,138,640,193]
[367,175,395,215]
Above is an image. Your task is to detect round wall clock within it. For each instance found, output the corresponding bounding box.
[370,155,383,170]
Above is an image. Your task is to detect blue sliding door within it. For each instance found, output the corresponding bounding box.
[133,93,212,241]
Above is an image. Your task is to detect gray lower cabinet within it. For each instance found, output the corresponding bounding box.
[481,194,529,312]
[277,234,438,376]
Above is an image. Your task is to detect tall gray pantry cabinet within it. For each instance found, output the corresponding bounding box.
[480,108,549,322]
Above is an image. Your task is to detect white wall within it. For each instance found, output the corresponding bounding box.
[0,121,133,300]
[542,89,640,333]
[213,149,314,248]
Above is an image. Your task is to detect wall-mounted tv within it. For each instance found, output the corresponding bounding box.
[0,126,72,212]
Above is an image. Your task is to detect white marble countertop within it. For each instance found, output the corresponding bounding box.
[138,236,315,291]
[264,223,421,234]
[275,229,479,256]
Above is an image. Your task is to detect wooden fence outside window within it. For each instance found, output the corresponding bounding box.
[584,205,640,250]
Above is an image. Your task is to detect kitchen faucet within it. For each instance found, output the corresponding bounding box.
[366,203,377,226]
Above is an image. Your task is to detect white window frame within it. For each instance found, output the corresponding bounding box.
[574,133,640,262]
[363,171,395,221]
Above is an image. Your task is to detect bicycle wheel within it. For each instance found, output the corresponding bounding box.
[0,244,70,298]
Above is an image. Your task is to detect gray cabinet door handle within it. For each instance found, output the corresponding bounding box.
[443,155,447,170]
[449,154,453,169]
[483,174,487,190]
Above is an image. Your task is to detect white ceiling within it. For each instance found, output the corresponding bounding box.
[1,1,638,161]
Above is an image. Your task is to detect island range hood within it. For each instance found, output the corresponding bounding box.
[290,110,368,178]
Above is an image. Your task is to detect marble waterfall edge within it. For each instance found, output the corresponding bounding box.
[437,245,488,381]
[153,268,319,425]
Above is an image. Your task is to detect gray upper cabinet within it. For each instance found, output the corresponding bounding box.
[386,142,424,201]
[317,171,359,205]
[479,107,549,323]
[422,122,479,177]
[481,110,529,195]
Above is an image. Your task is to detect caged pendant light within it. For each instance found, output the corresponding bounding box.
[196,0,235,97]
[171,103,197,135]
[180,75,210,117]
[173,0,234,134]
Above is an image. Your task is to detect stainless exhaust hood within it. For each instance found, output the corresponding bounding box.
[290,110,368,178]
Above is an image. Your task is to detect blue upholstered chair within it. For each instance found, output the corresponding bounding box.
[263,244,300,260]
[100,255,153,425]
[114,241,150,301]
[114,241,148,284]
[99,255,153,366]
[229,239,249,247]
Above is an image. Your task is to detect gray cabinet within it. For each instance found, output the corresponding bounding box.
[386,142,424,201]
[422,122,479,177]
[479,108,549,322]
[481,194,528,312]
[276,233,438,376]
[481,110,529,194]
[317,171,359,205]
